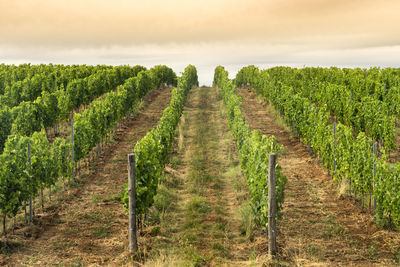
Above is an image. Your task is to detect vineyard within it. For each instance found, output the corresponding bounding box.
[0,64,399,266]
[234,65,400,227]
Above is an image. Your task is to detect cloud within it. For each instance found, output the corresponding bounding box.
[1,0,400,86]
[0,0,399,49]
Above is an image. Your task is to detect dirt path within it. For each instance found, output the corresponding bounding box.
[140,87,269,266]
[0,87,173,266]
[237,88,400,266]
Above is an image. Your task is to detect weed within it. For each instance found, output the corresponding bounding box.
[79,213,101,222]
[154,184,177,213]
[307,245,317,255]
[212,241,228,257]
[238,202,255,241]
[63,227,79,234]
[186,196,210,216]
[51,241,72,250]
[322,224,347,239]
[395,250,400,264]
[248,248,256,261]
[69,179,83,188]
[170,156,181,169]
[349,238,361,247]
[163,173,181,188]
[103,192,122,203]
[151,226,161,236]
[0,240,24,255]
[321,214,347,239]
[92,193,102,203]
[91,225,111,237]
[185,246,207,266]
[368,244,376,259]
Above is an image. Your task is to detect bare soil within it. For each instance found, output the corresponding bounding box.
[237,87,400,266]
[0,87,173,266]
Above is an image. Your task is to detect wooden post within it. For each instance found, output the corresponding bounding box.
[3,215,5,235]
[373,142,377,215]
[291,121,295,136]
[71,119,75,181]
[128,154,138,253]
[333,122,336,176]
[28,143,33,223]
[268,154,277,258]
[115,87,118,135]
[24,202,27,223]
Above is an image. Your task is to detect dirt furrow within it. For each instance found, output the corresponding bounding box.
[141,87,267,266]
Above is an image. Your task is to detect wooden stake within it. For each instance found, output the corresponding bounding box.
[268,154,277,258]
[2,215,6,236]
[24,202,27,224]
[333,122,336,177]
[128,154,138,253]
[71,119,75,181]
[41,188,44,209]
[28,143,33,223]
[373,142,377,215]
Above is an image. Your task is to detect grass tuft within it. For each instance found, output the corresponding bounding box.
[238,202,255,241]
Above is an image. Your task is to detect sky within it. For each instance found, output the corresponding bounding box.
[1,0,400,85]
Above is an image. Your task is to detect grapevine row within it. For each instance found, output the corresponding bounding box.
[122,65,199,216]
[73,66,177,163]
[0,65,148,152]
[236,66,400,228]
[0,66,177,231]
[214,66,287,227]
[236,66,396,150]
[267,66,400,117]
[0,64,104,108]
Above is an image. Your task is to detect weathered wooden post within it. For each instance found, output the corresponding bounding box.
[71,119,75,181]
[373,142,377,214]
[115,87,118,135]
[28,143,33,223]
[128,154,138,253]
[333,121,336,176]
[268,154,277,258]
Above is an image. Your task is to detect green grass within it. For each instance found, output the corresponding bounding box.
[92,193,102,203]
[170,156,181,169]
[90,225,111,237]
[321,214,347,239]
[185,196,211,218]
[142,87,250,266]
[0,240,24,255]
[238,202,255,241]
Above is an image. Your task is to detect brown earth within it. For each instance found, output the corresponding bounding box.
[237,87,400,266]
[0,87,173,266]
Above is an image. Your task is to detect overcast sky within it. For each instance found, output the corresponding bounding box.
[1,0,400,85]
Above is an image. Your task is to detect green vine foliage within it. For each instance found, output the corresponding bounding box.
[235,65,400,228]
[237,66,397,150]
[72,66,177,163]
[214,66,287,227]
[0,65,177,223]
[122,64,198,216]
[0,65,147,152]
